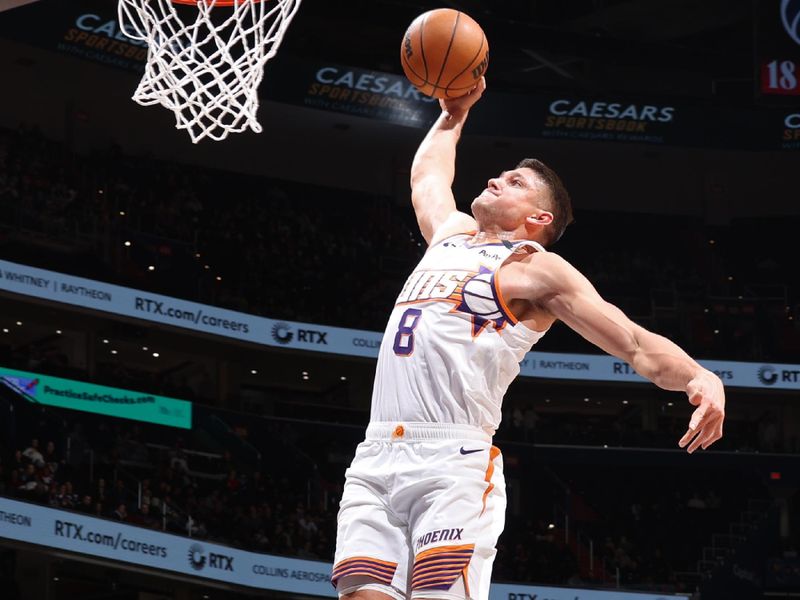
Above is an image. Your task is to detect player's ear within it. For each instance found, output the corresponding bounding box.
[526,211,553,226]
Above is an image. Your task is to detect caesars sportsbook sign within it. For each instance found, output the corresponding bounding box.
[0,0,792,150]
[2,259,800,392]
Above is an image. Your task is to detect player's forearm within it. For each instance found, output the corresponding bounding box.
[410,110,467,189]
[629,328,707,392]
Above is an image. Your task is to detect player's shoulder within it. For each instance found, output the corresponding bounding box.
[428,211,477,246]
[520,246,569,269]
[517,248,584,288]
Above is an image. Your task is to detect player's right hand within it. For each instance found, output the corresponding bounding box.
[440,77,486,118]
[678,370,725,454]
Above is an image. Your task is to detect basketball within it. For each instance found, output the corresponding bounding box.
[400,8,489,99]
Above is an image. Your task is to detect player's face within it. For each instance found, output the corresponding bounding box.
[471,167,544,229]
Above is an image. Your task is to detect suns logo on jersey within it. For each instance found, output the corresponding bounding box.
[396,267,512,337]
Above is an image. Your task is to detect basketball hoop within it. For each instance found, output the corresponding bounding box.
[118,0,302,143]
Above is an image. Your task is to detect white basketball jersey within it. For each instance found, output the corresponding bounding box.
[370,232,548,435]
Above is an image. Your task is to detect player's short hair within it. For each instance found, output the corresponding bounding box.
[516,158,573,246]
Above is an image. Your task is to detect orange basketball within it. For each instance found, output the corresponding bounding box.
[400,8,489,99]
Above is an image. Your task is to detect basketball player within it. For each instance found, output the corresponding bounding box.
[332,78,725,600]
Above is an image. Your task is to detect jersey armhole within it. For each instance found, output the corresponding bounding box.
[426,230,477,251]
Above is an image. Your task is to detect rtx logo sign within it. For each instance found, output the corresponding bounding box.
[757,365,800,386]
[270,322,328,345]
[187,544,234,572]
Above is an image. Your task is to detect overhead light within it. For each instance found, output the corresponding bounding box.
[251,369,258,375]
[583,397,590,402]
[544,398,551,403]
[302,371,308,376]
[302,375,309,381]
[102,339,109,344]
[622,400,629,405]
[152,352,159,358]
[204,264,210,270]
[547,523,555,530]
[15,321,22,326]
[124,241,131,247]
[667,402,674,407]
[119,210,126,216]
[142,346,148,351]
[56,330,62,335]
[216,276,222,281]
[111,349,118,355]
[148,265,155,271]
[2,328,8,334]
[340,376,347,381]
[195,252,201,258]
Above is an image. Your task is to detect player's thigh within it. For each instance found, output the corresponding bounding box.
[340,586,402,600]
[404,443,506,600]
[334,453,411,597]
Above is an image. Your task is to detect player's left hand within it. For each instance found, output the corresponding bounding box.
[678,370,725,453]
[440,77,486,119]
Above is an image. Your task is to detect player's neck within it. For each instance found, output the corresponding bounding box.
[471,230,515,244]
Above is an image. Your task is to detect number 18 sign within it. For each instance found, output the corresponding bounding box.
[762,59,799,94]
[758,0,800,97]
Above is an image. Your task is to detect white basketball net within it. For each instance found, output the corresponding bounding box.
[118,0,301,143]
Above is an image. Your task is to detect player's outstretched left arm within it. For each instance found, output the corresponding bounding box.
[509,252,725,453]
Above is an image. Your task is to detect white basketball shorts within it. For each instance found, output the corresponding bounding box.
[332,422,506,600]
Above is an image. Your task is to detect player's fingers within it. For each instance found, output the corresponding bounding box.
[678,426,699,449]
[688,389,703,406]
[688,405,707,432]
[687,430,710,454]
[701,416,725,450]
[687,421,717,453]
[679,409,715,451]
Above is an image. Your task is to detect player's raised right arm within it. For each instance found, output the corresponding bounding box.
[410,78,485,245]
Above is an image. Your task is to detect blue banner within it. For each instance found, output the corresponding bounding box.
[1,259,799,390]
[0,497,686,599]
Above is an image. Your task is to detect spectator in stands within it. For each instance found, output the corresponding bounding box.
[94,478,107,506]
[78,494,93,514]
[112,503,128,521]
[17,463,38,492]
[132,503,159,529]
[686,492,707,510]
[225,469,241,494]
[110,479,127,508]
[43,441,59,471]
[22,438,44,468]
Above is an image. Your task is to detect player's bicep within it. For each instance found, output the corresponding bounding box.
[537,259,641,362]
[411,177,460,244]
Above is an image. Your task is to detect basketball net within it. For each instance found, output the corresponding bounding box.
[118,0,301,143]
